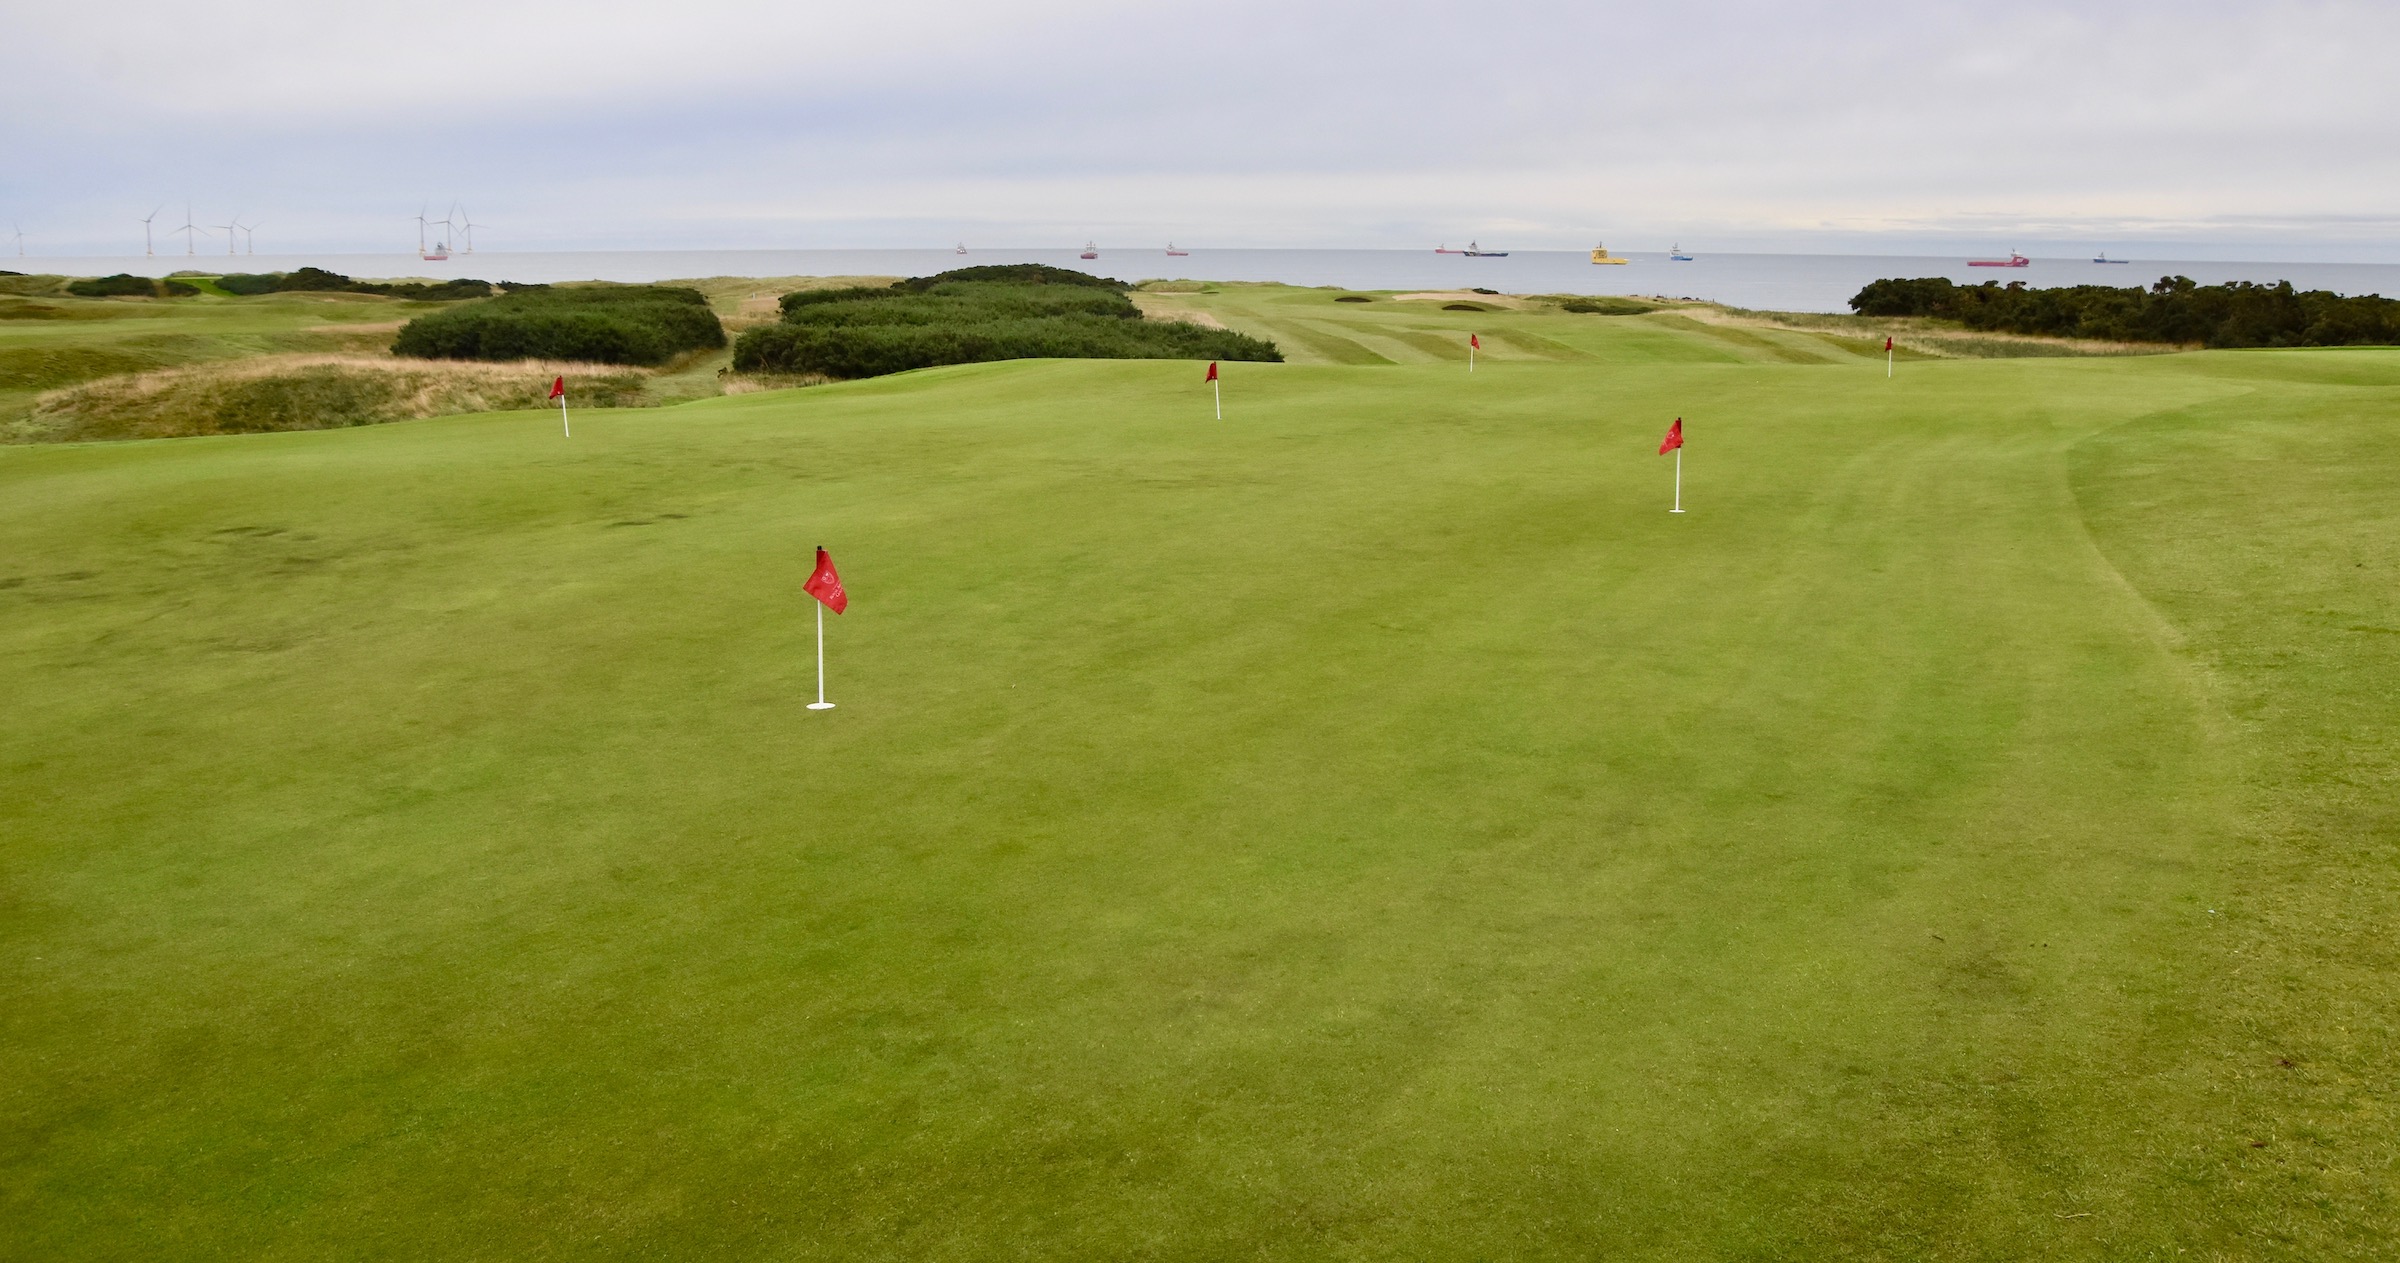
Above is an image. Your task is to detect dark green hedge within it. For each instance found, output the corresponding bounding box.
[217,267,494,301]
[1850,275,2400,348]
[391,286,725,365]
[736,267,1280,378]
[66,274,197,298]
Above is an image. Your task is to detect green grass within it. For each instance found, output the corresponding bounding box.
[4,296,2399,1258]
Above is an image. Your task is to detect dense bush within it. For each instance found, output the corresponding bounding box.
[1850,275,2400,348]
[735,266,1281,379]
[217,267,493,301]
[392,285,725,365]
[66,274,196,299]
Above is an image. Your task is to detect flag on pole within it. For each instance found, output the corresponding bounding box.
[1469,332,1480,372]
[1205,361,1218,382]
[1661,418,1686,513]
[1883,337,1893,352]
[1206,360,1220,419]
[548,375,564,400]
[549,375,570,437]
[802,546,844,710]
[1884,335,1894,378]
[804,547,847,614]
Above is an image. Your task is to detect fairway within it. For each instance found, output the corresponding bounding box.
[5,307,2399,1258]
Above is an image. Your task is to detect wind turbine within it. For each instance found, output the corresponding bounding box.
[413,204,428,255]
[236,220,259,254]
[215,214,242,255]
[438,202,458,253]
[457,206,479,253]
[9,223,23,257]
[142,205,162,256]
[170,204,209,255]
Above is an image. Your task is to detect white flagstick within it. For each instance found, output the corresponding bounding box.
[1887,342,1894,379]
[558,391,571,438]
[808,600,834,710]
[1213,376,1221,421]
[1671,448,1684,513]
[1469,337,1477,373]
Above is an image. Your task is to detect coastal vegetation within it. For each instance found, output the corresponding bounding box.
[64,273,199,298]
[1851,274,2400,347]
[216,267,497,302]
[391,284,727,366]
[731,264,1282,379]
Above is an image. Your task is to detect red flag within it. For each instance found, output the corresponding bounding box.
[1470,333,1481,349]
[548,375,565,400]
[1884,336,1893,352]
[1659,418,1683,454]
[804,547,847,614]
[1205,361,1218,382]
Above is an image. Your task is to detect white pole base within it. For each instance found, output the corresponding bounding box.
[1669,508,1686,513]
[807,701,836,710]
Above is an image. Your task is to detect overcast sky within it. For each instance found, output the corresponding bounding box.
[7,0,2398,259]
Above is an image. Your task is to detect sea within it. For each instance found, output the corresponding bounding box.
[27,249,2400,315]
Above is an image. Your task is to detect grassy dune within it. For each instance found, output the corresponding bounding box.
[3,293,2398,1258]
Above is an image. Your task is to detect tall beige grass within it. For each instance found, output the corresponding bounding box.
[19,355,652,443]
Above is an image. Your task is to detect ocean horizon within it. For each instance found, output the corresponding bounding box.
[22,248,2400,315]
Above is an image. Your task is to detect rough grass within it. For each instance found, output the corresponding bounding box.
[18,355,649,442]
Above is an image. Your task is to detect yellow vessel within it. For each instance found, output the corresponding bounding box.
[1590,242,1629,265]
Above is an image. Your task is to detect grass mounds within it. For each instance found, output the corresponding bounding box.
[21,355,647,442]
[1442,302,1487,312]
[64,274,199,299]
[392,286,726,366]
[1852,274,2400,348]
[216,267,496,302]
[1559,295,1658,315]
[1334,295,1373,303]
[731,264,1282,379]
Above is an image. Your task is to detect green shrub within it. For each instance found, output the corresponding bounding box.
[1560,296,1655,315]
[214,267,493,302]
[392,286,725,366]
[734,267,1280,379]
[66,274,191,299]
[1849,275,2400,348]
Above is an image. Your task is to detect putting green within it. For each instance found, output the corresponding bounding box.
[4,314,2398,1258]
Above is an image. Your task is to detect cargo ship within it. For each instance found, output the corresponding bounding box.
[1969,251,2031,268]
[1165,243,1189,256]
[1463,240,1508,257]
[1590,242,1628,265]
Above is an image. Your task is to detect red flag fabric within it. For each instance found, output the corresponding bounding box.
[804,547,847,614]
[1659,418,1683,454]
[1884,336,1894,352]
[1205,361,1218,382]
[1470,333,1481,349]
[548,375,565,400]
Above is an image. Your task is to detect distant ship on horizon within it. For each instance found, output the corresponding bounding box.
[1970,251,2031,268]
[1590,242,1628,265]
[1463,240,1509,257]
[1166,242,1189,256]
[1080,241,1098,260]
[1669,243,1694,261]
[2092,252,2129,264]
